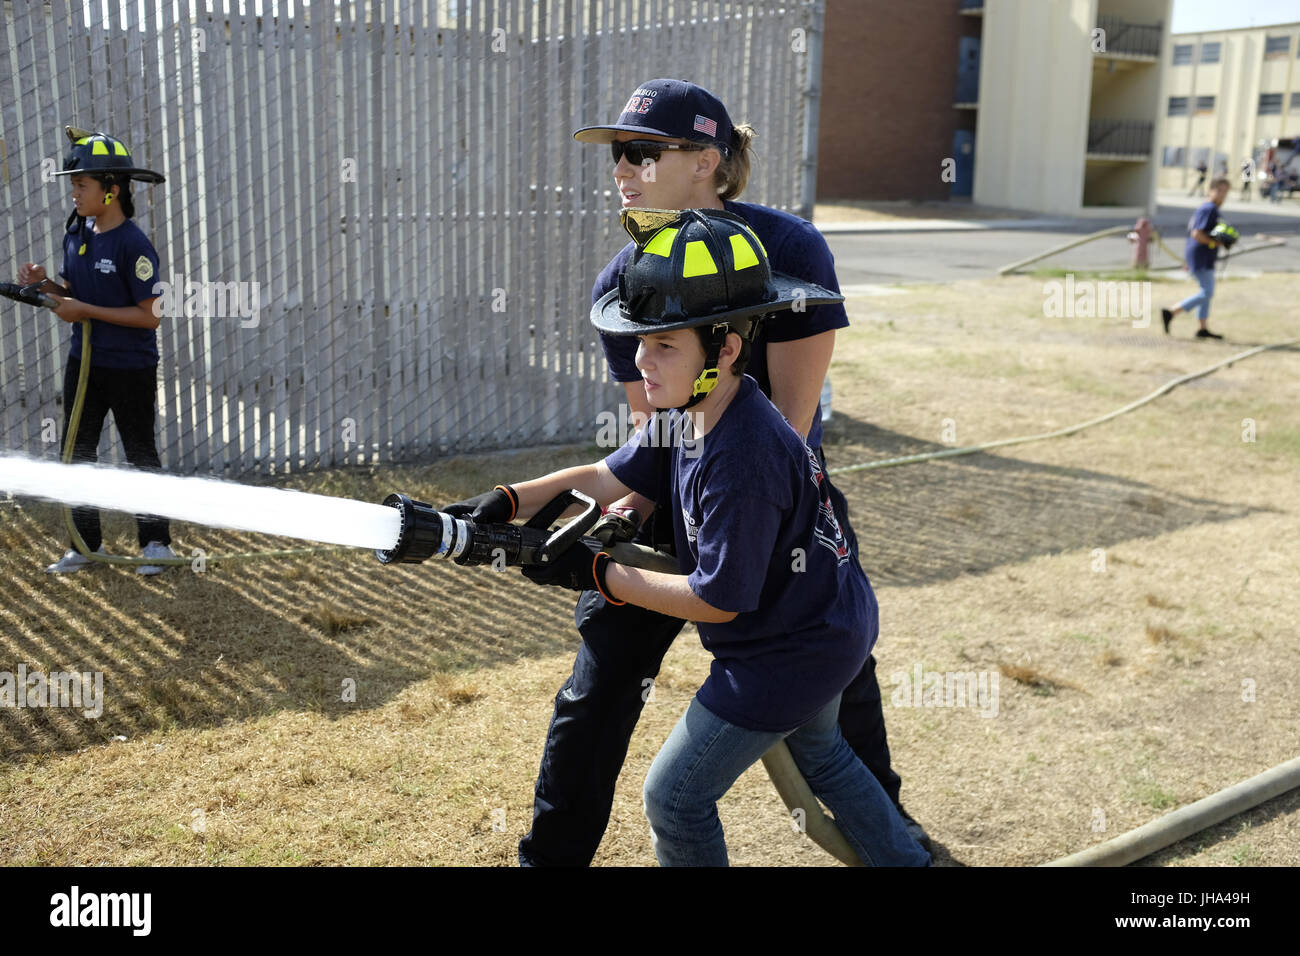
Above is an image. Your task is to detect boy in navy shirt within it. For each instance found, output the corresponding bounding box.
[1161,177,1230,340]
[471,209,929,866]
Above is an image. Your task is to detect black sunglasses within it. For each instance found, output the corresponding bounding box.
[611,140,707,166]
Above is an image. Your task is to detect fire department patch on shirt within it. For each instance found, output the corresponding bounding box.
[135,256,154,281]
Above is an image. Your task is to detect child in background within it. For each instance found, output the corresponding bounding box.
[18,126,176,574]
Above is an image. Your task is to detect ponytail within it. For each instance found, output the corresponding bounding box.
[713,123,756,200]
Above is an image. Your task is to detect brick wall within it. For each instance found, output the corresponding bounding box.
[816,0,975,201]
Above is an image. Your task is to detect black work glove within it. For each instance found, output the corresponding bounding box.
[522,539,623,604]
[441,485,518,524]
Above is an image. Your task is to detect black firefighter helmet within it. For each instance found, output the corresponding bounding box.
[592,207,842,405]
[52,126,164,184]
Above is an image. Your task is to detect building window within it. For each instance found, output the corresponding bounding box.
[1161,147,1185,167]
[1264,36,1290,59]
[1195,96,1215,114]
[1291,92,1300,112]
[1192,147,1211,168]
[1259,93,1283,115]
[1172,44,1194,65]
[1168,96,1190,116]
[1200,42,1221,64]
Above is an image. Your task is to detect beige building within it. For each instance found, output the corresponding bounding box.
[971,0,1171,217]
[1157,22,1300,192]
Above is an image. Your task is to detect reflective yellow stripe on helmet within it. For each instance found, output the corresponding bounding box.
[91,141,109,155]
[113,141,128,156]
[643,227,678,258]
[730,233,759,270]
[682,240,718,277]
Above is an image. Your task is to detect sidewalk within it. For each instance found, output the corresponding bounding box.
[816,216,1083,234]
[815,193,1300,236]
[1156,189,1300,220]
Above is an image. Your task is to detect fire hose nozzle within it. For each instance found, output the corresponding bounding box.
[375,493,471,564]
[376,489,603,568]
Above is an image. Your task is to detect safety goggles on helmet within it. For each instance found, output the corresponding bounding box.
[610,140,707,166]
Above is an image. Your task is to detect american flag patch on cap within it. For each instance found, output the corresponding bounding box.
[693,114,718,137]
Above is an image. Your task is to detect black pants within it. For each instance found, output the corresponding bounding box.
[61,357,170,551]
[517,449,901,867]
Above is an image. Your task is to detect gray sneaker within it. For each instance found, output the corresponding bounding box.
[137,541,177,576]
[46,546,107,574]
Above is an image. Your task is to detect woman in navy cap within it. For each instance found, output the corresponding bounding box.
[445,79,929,865]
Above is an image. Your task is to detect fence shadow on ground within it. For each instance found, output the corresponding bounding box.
[823,413,1263,588]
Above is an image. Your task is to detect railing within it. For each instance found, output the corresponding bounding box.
[1095,15,1162,58]
[1087,120,1154,157]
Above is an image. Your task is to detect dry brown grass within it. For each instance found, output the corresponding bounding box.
[2,272,1297,867]
[998,663,1085,695]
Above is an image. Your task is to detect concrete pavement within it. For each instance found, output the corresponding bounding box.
[818,194,1298,285]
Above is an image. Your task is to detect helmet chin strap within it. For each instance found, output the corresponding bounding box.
[675,323,729,411]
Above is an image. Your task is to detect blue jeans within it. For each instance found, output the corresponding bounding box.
[1177,268,1215,320]
[643,696,930,867]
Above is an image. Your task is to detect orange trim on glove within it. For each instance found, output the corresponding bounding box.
[494,484,519,521]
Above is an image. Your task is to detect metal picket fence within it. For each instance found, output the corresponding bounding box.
[0,0,823,477]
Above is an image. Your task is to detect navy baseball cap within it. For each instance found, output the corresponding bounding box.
[573,78,735,156]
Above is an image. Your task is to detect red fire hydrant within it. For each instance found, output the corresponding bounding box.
[1128,217,1151,270]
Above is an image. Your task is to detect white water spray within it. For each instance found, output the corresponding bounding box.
[0,456,402,551]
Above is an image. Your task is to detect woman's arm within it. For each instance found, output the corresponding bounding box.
[602,563,737,624]
[766,329,835,440]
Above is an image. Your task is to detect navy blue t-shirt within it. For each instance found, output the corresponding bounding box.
[1185,201,1220,272]
[604,375,877,733]
[60,218,161,369]
[594,200,849,450]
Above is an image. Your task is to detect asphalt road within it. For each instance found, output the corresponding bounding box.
[825,202,1300,286]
